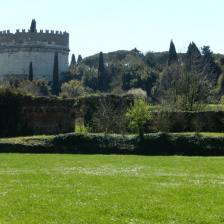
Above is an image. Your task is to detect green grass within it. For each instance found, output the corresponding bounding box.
[0,155,224,223]
[0,135,54,145]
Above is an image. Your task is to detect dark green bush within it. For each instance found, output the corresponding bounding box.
[1,133,224,156]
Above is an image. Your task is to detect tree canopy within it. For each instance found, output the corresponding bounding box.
[168,40,178,65]
[30,19,37,33]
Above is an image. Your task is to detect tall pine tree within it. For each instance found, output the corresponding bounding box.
[30,19,37,33]
[185,42,202,72]
[77,55,83,65]
[28,62,33,81]
[201,46,221,85]
[168,40,178,65]
[70,54,76,67]
[98,52,108,92]
[52,52,59,96]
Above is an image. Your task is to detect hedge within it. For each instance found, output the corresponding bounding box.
[1,133,224,156]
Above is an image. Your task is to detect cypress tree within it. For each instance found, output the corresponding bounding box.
[28,62,33,81]
[168,40,178,65]
[77,55,83,64]
[201,46,221,84]
[52,52,59,96]
[70,54,76,67]
[186,42,202,72]
[30,19,37,33]
[98,52,108,92]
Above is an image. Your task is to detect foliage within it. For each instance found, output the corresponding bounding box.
[214,74,224,97]
[75,123,91,135]
[98,52,109,92]
[168,40,178,65]
[60,80,86,98]
[17,80,49,97]
[30,19,37,33]
[125,100,153,138]
[122,65,158,96]
[144,52,158,68]
[70,54,76,67]
[92,98,127,134]
[201,46,221,85]
[162,66,209,111]
[220,96,224,104]
[2,132,224,156]
[77,54,83,64]
[185,42,202,72]
[81,47,223,100]
[28,62,33,81]
[127,88,147,99]
[0,80,49,97]
[69,64,98,91]
[52,52,59,96]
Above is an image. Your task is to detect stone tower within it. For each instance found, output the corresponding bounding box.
[0,20,69,81]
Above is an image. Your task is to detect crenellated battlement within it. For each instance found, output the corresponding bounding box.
[0,29,69,48]
[0,20,69,81]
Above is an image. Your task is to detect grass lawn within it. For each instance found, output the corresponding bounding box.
[0,155,224,224]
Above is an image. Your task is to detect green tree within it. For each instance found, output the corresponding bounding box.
[60,80,86,98]
[185,42,202,72]
[70,54,76,67]
[92,98,127,134]
[122,65,158,96]
[28,62,33,81]
[168,40,178,65]
[81,67,98,91]
[201,46,221,85]
[144,52,157,68]
[98,52,109,92]
[125,100,152,139]
[52,52,59,96]
[165,69,209,111]
[30,19,37,33]
[16,80,50,97]
[77,55,83,64]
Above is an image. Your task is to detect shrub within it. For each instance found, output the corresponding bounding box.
[220,96,224,104]
[2,133,224,156]
[75,123,91,135]
[126,99,153,139]
[60,80,87,98]
[92,97,127,134]
[16,80,50,97]
[127,88,147,100]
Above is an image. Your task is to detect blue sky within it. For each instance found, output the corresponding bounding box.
[1,0,224,58]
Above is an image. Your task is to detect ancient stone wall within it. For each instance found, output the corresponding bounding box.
[0,93,133,137]
[1,92,224,137]
[15,95,134,136]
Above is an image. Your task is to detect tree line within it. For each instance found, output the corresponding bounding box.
[1,39,224,111]
[64,40,224,111]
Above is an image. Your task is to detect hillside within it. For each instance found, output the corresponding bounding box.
[83,49,223,69]
[80,48,224,101]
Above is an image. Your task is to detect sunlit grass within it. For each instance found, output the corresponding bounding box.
[0,154,224,223]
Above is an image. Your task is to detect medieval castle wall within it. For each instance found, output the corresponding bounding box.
[0,29,69,81]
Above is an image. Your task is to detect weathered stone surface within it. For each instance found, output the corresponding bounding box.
[0,30,69,81]
[0,94,134,136]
